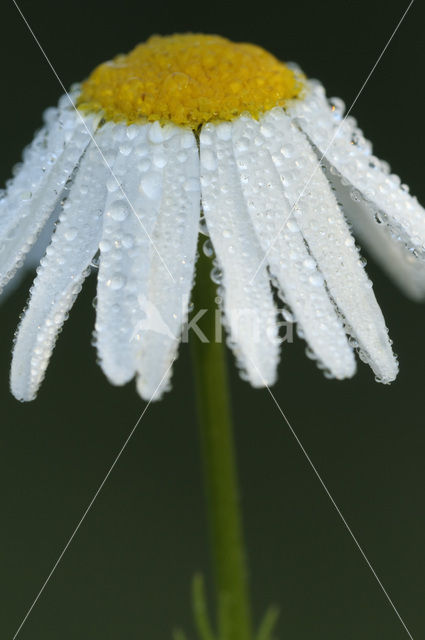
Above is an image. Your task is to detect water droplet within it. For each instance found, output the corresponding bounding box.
[126,124,139,140]
[210,266,223,284]
[199,216,209,236]
[108,274,126,290]
[184,177,199,193]
[122,234,134,249]
[64,227,77,241]
[99,239,111,252]
[308,272,324,287]
[305,346,316,360]
[148,121,164,144]
[280,144,294,158]
[153,152,167,168]
[106,177,119,193]
[302,257,316,270]
[135,144,149,157]
[282,308,294,323]
[329,96,345,119]
[137,159,151,172]
[286,219,299,233]
[201,149,217,171]
[235,138,248,152]
[260,124,273,138]
[203,239,214,257]
[140,173,162,199]
[217,123,232,141]
[180,131,194,148]
[119,143,132,156]
[108,200,129,221]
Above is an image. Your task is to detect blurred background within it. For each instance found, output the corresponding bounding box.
[1,0,424,638]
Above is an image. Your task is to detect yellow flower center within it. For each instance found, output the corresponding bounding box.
[77,34,303,129]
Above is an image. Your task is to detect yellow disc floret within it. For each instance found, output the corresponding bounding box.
[77,34,303,129]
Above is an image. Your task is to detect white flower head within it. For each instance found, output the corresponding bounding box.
[1,34,424,402]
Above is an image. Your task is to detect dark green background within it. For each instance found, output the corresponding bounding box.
[0,0,424,638]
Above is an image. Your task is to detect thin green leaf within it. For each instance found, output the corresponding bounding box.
[173,628,189,640]
[256,606,280,640]
[192,574,216,640]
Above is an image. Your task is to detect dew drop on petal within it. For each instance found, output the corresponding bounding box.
[108,200,129,221]
[140,173,162,199]
[203,239,214,257]
[202,149,217,171]
[184,177,199,192]
[99,239,111,252]
[286,219,299,232]
[108,274,126,290]
[119,142,132,156]
[308,272,324,287]
[64,227,78,241]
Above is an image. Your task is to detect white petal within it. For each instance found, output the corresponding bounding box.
[260,108,397,382]
[0,94,99,293]
[10,129,112,402]
[326,163,425,301]
[200,122,279,386]
[0,205,60,301]
[95,122,171,387]
[232,115,355,380]
[0,91,79,223]
[287,80,425,255]
[135,127,200,400]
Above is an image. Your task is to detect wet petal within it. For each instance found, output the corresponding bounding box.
[260,108,397,382]
[0,94,99,292]
[10,129,112,401]
[288,80,425,256]
[135,127,200,400]
[200,122,279,386]
[95,122,165,386]
[326,162,425,301]
[232,115,356,380]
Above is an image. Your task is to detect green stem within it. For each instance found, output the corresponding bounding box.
[191,245,253,640]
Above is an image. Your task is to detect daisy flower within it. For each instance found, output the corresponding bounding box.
[1,33,424,403]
